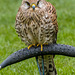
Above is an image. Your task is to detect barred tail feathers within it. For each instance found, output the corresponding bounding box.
[37,55,57,75]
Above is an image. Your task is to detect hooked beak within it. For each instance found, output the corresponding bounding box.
[31,4,36,10]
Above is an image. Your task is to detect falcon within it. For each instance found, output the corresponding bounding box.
[15,0,58,75]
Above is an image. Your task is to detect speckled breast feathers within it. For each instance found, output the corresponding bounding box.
[15,0,58,45]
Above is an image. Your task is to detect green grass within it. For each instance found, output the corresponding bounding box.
[0,0,75,75]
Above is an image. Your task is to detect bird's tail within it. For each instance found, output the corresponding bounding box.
[36,55,57,75]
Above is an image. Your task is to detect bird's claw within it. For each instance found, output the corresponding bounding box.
[28,43,48,51]
[28,44,35,49]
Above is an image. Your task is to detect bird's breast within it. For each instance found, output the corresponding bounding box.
[23,12,55,45]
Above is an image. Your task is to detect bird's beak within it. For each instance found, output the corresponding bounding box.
[31,4,36,10]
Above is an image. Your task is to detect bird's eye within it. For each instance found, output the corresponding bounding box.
[25,1,30,9]
[37,0,40,5]
[25,1,30,6]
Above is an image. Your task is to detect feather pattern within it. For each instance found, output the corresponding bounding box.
[15,0,58,75]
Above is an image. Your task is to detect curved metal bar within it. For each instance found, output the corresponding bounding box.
[0,44,75,70]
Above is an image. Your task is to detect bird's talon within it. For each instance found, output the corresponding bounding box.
[37,44,40,47]
[28,44,35,50]
[28,43,48,51]
[33,44,35,46]
[41,45,43,51]
[28,45,32,49]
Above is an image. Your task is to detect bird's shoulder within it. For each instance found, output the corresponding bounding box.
[45,2,58,33]
[45,2,57,15]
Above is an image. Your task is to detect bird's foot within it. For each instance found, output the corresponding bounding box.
[37,44,43,51]
[37,43,48,51]
[28,43,48,51]
[28,44,35,49]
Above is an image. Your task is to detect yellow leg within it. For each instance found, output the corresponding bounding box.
[41,43,48,51]
[37,44,40,47]
[37,43,48,51]
[37,44,43,51]
[28,44,35,49]
[41,44,43,51]
[28,43,48,51]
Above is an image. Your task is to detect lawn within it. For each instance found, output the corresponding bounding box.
[0,0,75,75]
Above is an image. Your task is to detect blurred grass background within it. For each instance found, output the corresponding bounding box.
[0,0,75,75]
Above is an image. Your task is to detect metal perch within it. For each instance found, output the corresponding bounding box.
[0,44,75,74]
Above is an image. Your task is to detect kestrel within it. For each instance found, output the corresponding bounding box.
[15,0,58,75]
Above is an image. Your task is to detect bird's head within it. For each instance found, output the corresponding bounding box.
[21,0,46,12]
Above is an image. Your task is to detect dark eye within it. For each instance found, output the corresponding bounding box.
[24,1,30,9]
[37,0,40,5]
[25,1,30,6]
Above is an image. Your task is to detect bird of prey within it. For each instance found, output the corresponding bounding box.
[15,0,58,75]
